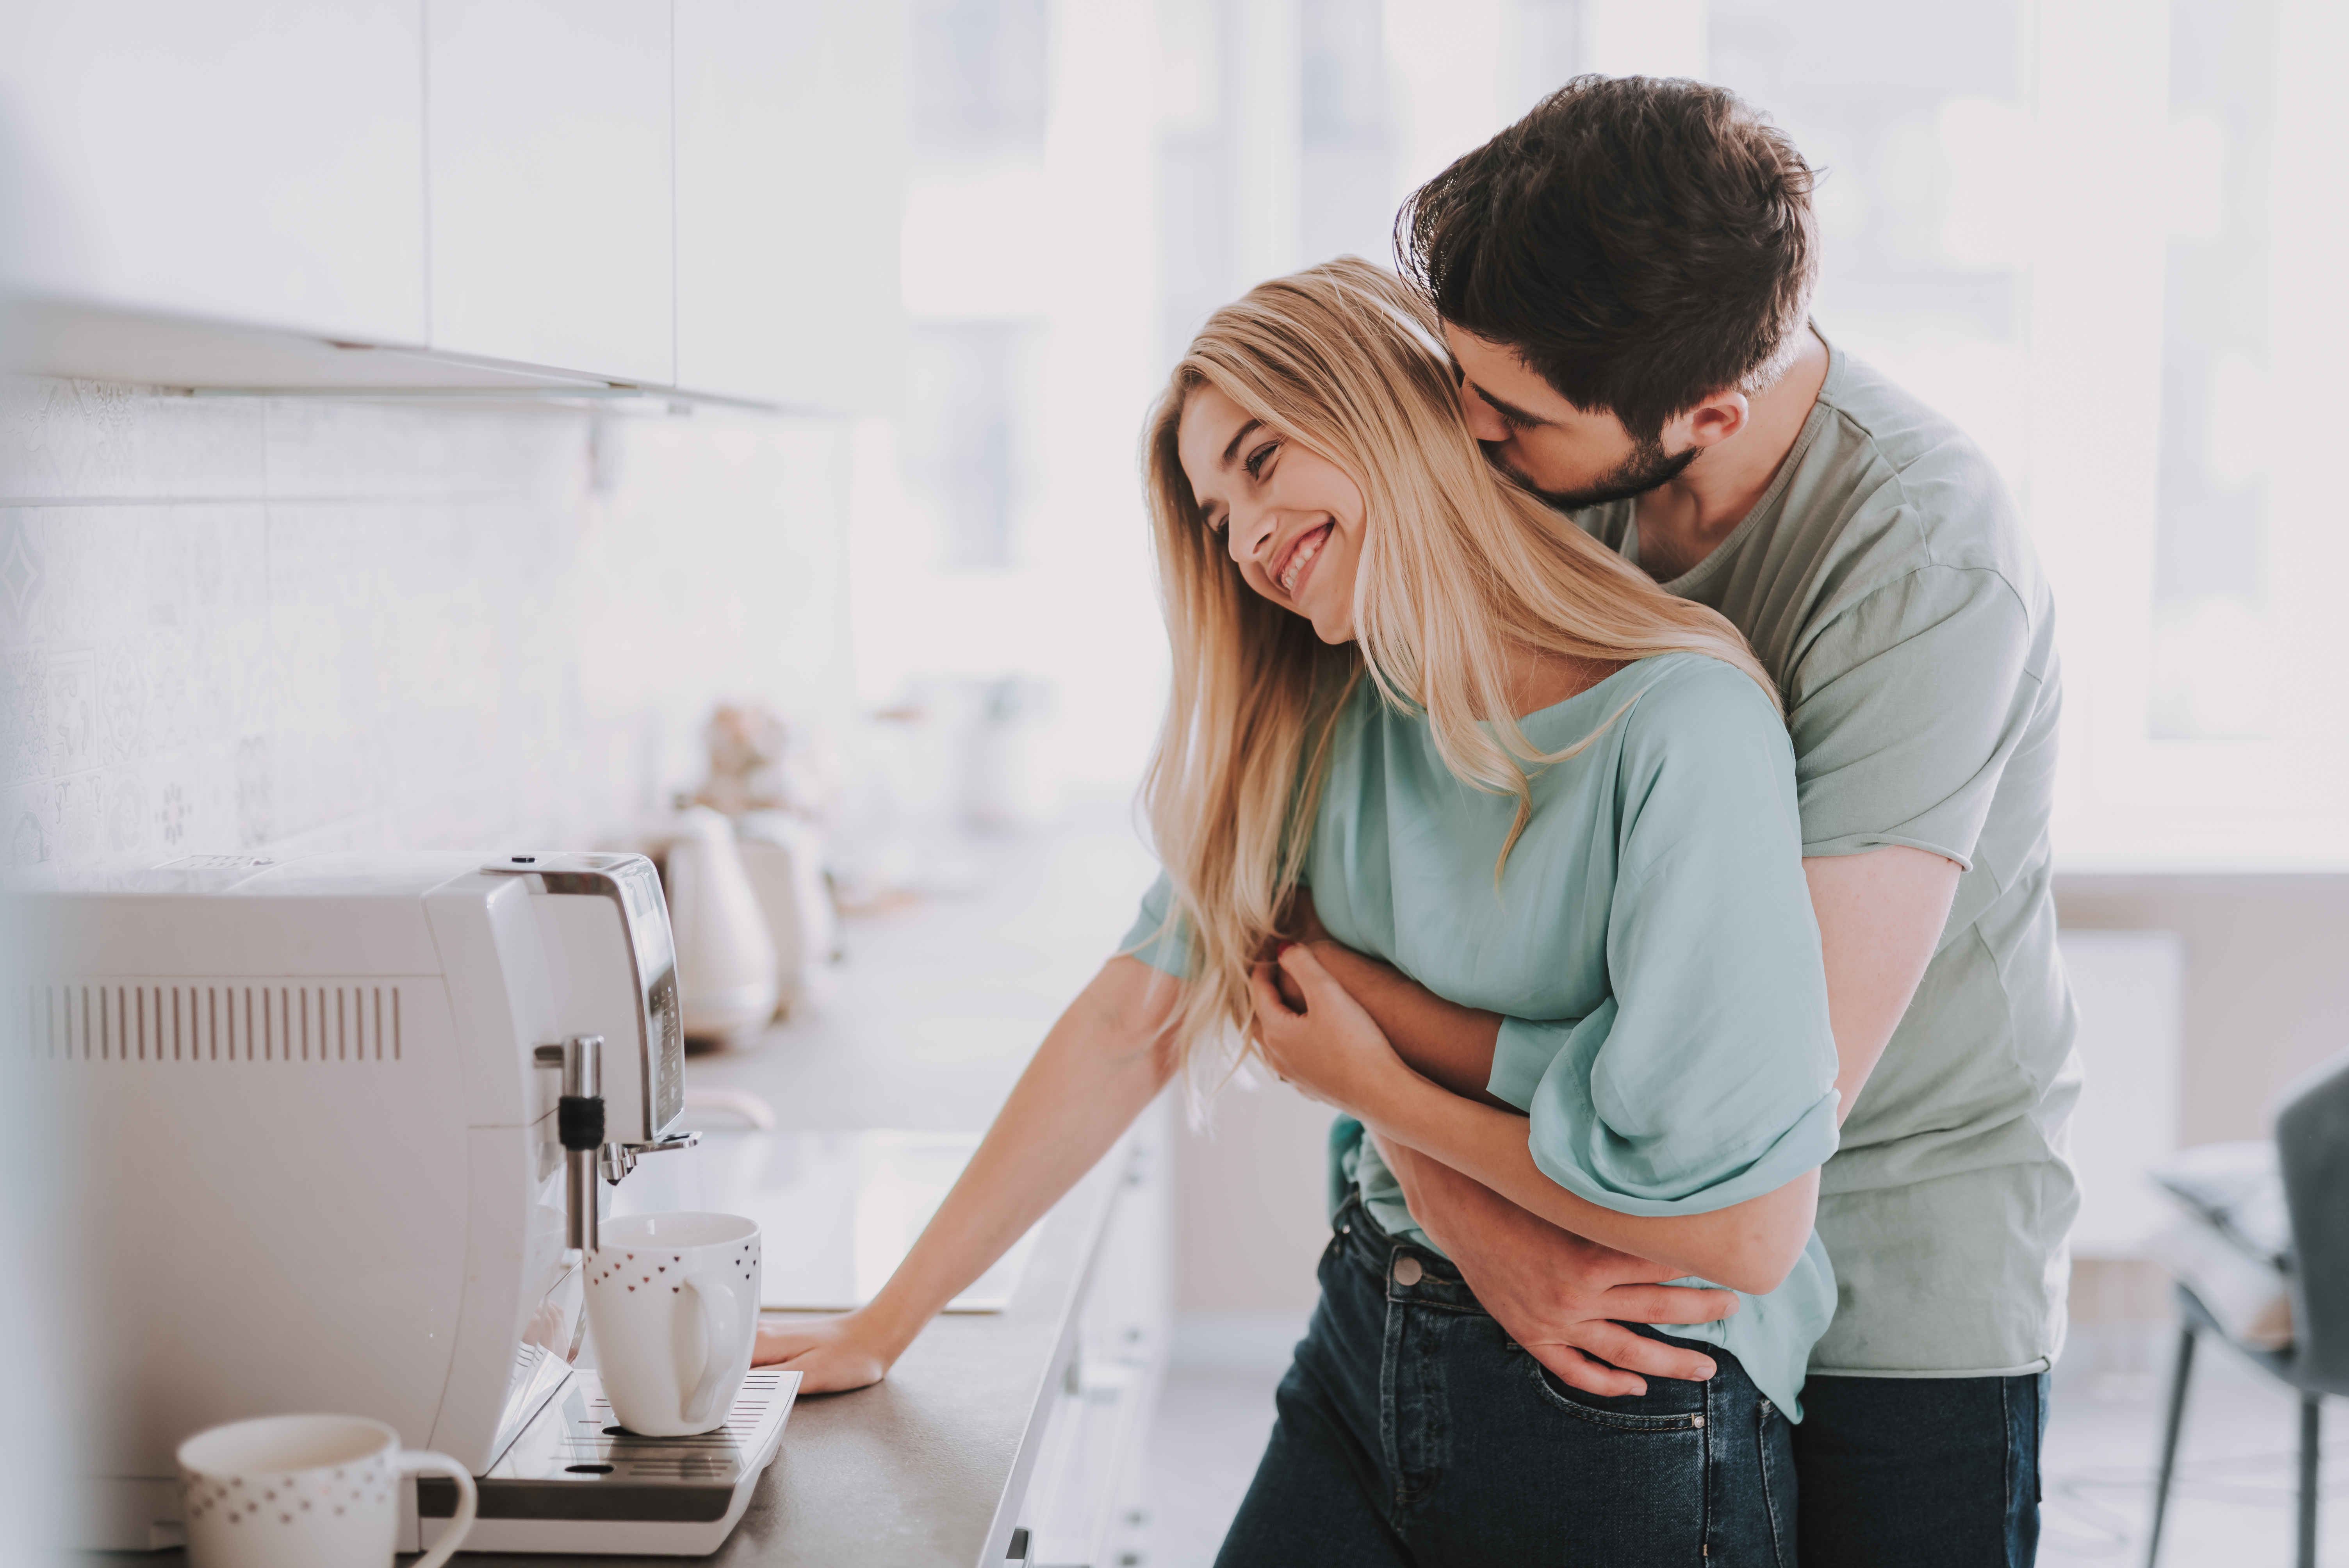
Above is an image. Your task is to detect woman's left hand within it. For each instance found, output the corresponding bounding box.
[1249,943,1415,1120]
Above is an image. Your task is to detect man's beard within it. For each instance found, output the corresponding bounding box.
[1485,433,1699,513]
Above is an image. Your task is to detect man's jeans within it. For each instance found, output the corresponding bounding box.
[1215,1197,1796,1566]
[1792,1368,2050,1566]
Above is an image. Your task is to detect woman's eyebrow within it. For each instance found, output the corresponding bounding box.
[1220,418,1264,468]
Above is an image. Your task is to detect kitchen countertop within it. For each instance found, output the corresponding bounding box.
[492,1138,1135,1568]
[499,800,1164,1567]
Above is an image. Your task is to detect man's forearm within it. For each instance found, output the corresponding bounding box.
[1301,934,1813,1290]
[1362,1069,1819,1296]
[1373,1132,1437,1243]
[1375,1131,1504,1257]
[1305,941,1513,1108]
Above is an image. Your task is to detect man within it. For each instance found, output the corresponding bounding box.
[1301,75,2077,1566]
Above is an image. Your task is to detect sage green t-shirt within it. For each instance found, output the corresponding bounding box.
[1123,654,1842,1418]
[1571,334,2079,1379]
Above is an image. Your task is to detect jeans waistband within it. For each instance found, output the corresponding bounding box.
[1332,1192,1485,1314]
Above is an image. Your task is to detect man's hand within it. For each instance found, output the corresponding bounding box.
[1379,1135,1739,1396]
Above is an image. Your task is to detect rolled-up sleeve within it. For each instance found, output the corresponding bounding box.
[1495,663,1842,1217]
[1119,870,1193,978]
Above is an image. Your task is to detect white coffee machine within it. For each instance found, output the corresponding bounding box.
[7,850,797,1555]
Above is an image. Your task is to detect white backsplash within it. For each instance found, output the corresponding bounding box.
[0,378,855,872]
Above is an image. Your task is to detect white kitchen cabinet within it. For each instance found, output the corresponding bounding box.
[424,0,675,386]
[3,0,904,405]
[0,0,428,347]
[674,0,906,411]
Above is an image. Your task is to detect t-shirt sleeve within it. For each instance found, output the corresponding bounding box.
[1488,662,1842,1217]
[1119,870,1192,978]
[1787,562,2036,868]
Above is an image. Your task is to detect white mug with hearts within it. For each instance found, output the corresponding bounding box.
[585,1211,762,1436]
[176,1413,476,1568]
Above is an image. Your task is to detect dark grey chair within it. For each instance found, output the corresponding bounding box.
[2148,1048,2349,1568]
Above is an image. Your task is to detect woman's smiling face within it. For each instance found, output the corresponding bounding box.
[1176,383,1367,644]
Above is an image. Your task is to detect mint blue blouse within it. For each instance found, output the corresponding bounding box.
[1121,652,1841,1418]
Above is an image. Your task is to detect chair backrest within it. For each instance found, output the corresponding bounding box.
[2277,1045,2349,1393]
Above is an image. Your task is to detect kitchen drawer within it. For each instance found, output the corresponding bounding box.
[1008,1098,1171,1568]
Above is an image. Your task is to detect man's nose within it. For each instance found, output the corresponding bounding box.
[1458,384,1511,444]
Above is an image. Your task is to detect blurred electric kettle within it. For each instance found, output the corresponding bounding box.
[736,810,838,1014]
[655,806,779,1045]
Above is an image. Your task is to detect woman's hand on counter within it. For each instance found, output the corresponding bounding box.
[745,957,1182,1400]
[752,1312,897,1394]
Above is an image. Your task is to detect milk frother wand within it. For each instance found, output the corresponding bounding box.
[553,1034,605,1255]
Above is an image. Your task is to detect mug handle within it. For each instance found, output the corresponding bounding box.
[401,1450,478,1568]
[681,1270,745,1425]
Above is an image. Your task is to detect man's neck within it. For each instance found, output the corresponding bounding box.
[1634,326,1830,583]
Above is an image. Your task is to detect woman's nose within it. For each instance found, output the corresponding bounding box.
[1228,504,1277,566]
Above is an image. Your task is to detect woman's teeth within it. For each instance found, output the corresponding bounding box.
[1280,526,1329,594]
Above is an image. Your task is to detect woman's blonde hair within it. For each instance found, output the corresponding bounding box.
[1139,257,1775,1098]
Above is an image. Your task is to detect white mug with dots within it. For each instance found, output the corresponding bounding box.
[585,1211,763,1437]
[176,1413,476,1568]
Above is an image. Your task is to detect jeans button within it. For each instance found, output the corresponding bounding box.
[1393,1256,1423,1287]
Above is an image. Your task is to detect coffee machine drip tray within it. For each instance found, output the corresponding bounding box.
[417,1368,800,1556]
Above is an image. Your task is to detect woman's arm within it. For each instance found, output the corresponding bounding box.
[754,955,1180,1390]
[1254,945,1818,1296]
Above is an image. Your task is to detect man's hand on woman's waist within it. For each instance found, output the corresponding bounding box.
[1378,1135,1739,1397]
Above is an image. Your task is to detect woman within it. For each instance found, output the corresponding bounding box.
[756,259,1841,1564]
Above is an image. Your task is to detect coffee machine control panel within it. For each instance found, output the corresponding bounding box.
[484,852,687,1151]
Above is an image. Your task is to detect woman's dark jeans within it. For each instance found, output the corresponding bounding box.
[1215,1198,1796,1566]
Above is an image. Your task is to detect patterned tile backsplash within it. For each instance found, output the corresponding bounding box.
[0,378,855,873]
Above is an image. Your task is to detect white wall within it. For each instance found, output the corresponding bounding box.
[2059,928,2184,1259]
[2056,876,2349,1148]
[1174,1077,1338,1317]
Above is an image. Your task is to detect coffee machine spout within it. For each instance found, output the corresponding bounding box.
[599,1129,702,1185]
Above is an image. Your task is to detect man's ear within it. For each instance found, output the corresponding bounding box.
[1672,388,1752,452]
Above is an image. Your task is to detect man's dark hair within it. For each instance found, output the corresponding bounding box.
[1399,75,1818,439]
